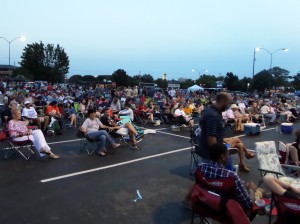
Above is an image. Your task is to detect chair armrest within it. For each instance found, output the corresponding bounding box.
[281,164,300,171]
[257,168,284,176]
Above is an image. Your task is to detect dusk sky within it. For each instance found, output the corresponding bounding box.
[1,0,299,80]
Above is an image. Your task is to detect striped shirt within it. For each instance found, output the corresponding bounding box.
[198,106,225,159]
[198,162,253,209]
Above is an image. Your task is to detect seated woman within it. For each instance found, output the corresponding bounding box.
[224,137,255,173]
[80,109,120,156]
[79,98,88,116]
[8,108,59,159]
[288,129,300,165]
[148,100,167,124]
[65,101,77,128]
[231,104,250,132]
[248,102,262,123]
[119,102,135,121]
[173,103,194,127]
[263,175,300,199]
[100,108,143,149]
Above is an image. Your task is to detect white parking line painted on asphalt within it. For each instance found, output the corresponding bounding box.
[155,130,190,139]
[41,146,191,183]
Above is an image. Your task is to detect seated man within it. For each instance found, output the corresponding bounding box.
[184,143,255,214]
[110,97,121,114]
[46,100,63,131]
[22,101,49,130]
[173,103,194,127]
[100,108,143,149]
[260,102,276,124]
[223,106,240,132]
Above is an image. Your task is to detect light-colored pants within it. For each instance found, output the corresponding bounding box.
[12,129,50,155]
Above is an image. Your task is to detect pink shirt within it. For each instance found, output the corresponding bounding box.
[8,120,28,138]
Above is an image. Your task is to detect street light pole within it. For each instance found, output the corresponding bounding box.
[257,48,288,70]
[0,36,26,66]
[192,69,208,84]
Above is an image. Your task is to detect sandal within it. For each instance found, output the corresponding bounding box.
[40,149,51,154]
[48,153,60,159]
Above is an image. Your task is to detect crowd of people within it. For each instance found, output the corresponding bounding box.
[1,82,300,221]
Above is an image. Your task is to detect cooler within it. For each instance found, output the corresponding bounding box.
[244,123,260,135]
[281,123,293,134]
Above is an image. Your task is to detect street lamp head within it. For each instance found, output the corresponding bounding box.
[255,47,261,51]
[283,48,288,52]
[20,36,26,42]
[192,69,195,73]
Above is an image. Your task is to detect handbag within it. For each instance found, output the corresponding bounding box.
[0,129,8,141]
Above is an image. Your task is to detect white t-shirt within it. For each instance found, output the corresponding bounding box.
[174,109,187,117]
[260,105,270,114]
[82,118,102,133]
[22,107,38,118]
[119,108,134,121]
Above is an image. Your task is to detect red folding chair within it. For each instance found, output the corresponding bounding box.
[191,169,250,224]
[270,193,300,224]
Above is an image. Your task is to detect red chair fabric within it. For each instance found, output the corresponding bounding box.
[272,193,300,224]
[191,169,250,224]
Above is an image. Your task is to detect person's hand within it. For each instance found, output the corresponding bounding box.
[28,129,33,135]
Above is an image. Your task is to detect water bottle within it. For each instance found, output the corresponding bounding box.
[275,126,279,133]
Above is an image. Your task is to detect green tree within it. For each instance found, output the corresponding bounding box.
[224,72,240,91]
[196,74,221,88]
[68,74,83,84]
[292,72,300,90]
[181,79,195,89]
[20,41,69,83]
[240,77,252,91]
[269,66,290,89]
[155,78,168,89]
[140,74,154,83]
[111,69,130,87]
[252,70,273,92]
[82,75,96,82]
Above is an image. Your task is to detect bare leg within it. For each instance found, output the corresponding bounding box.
[44,116,49,129]
[289,145,300,165]
[263,176,290,195]
[124,122,138,135]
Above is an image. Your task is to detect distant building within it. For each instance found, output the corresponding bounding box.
[168,81,180,89]
[0,65,15,81]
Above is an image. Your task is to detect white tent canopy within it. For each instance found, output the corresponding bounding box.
[187,84,204,92]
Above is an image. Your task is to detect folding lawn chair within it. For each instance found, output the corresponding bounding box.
[76,129,98,155]
[255,141,300,186]
[191,169,251,224]
[7,137,35,160]
[267,193,300,224]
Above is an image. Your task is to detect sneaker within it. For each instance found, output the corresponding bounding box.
[135,134,144,140]
[131,144,141,150]
[135,138,143,144]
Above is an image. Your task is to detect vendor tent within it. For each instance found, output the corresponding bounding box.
[187,84,204,92]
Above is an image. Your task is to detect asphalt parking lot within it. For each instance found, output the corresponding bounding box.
[0,123,298,224]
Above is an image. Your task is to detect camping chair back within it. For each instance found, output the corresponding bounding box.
[255,141,286,177]
[73,102,79,113]
[191,169,249,224]
[272,193,300,224]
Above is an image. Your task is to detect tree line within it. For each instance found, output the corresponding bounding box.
[12,41,300,91]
